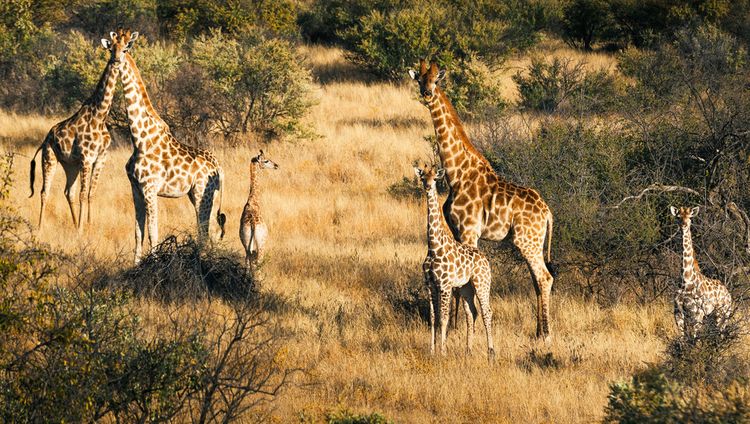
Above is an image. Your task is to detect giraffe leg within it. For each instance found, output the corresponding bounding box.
[474,272,495,361]
[196,181,216,242]
[130,181,146,263]
[459,284,477,354]
[143,188,159,253]
[518,242,553,341]
[77,161,92,231]
[61,163,80,229]
[674,299,686,338]
[692,308,705,340]
[38,144,58,232]
[425,279,436,355]
[439,289,452,356]
[87,149,109,226]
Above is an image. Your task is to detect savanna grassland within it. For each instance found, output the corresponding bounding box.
[0,44,684,423]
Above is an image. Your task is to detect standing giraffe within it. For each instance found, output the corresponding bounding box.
[409,60,555,340]
[117,29,226,262]
[240,150,278,267]
[29,31,126,231]
[417,165,495,359]
[670,206,732,339]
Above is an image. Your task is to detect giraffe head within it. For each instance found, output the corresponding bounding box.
[101,29,139,66]
[408,59,446,102]
[251,150,279,170]
[671,206,700,229]
[414,165,445,191]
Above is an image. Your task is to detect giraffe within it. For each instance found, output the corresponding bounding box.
[417,165,495,359]
[117,29,226,263]
[240,150,278,267]
[409,60,555,340]
[670,206,732,339]
[29,31,126,232]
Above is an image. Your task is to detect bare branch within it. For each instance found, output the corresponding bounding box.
[608,184,701,209]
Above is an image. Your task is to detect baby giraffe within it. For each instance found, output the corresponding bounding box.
[671,206,732,339]
[417,165,495,359]
[240,150,278,267]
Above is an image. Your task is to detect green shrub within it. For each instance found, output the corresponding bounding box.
[445,55,508,119]
[326,408,392,424]
[189,29,313,140]
[513,57,619,114]
[562,0,614,50]
[604,366,750,423]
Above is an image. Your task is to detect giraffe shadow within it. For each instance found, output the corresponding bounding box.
[382,275,431,324]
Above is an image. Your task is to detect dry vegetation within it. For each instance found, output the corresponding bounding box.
[1,45,714,423]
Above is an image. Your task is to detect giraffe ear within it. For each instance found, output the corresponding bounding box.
[259,149,264,156]
[110,31,117,40]
[130,32,139,41]
[408,69,418,80]
[413,167,423,178]
[101,39,111,49]
[436,69,446,83]
[125,32,139,50]
[435,168,445,179]
[670,206,678,217]
[691,206,700,216]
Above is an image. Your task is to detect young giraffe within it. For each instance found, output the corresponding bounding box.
[670,206,732,339]
[409,60,555,340]
[417,165,495,359]
[240,150,279,267]
[118,30,226,262]
[29,31,127,231]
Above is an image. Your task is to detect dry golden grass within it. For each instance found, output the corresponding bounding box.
[2,46,682,423]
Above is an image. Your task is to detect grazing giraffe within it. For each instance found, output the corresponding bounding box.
[670,206,732,339]
[409,60,555,341]
[118,30,226,263]
[240,150,278,267]
[29,31,126,231]
[417,165,495,359]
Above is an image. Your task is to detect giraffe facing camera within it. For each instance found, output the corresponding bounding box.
[416,164,495,360]
[670,206,732,340]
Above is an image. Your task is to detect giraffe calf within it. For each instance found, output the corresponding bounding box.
[417,165,495,360]
[240,150,278,267]
[671,206,733,340]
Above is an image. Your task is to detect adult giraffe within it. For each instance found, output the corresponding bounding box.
[29,31,126,231]
[409,60,556,340]
[118,29,226,263]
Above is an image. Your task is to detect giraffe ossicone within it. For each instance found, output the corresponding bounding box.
[118,29,226,263]
[240,149,279,268]
[671,206,732,340]
[410,59,556,341]
[30,30,129,232]
[417,164,495,360]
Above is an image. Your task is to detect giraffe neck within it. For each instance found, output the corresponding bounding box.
[681,224,702,289]
[86,60,120,121]
[426,185,453,251]
[246,164,260,208]
[427,88,489,186]
[121,53,164,151]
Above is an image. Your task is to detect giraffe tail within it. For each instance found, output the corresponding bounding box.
[28,137,46,198]
[216,169,226,239]
[545,212,558,278]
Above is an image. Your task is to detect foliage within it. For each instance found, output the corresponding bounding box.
[326,408,393,424]
[189,29,313,140]
[513,57,619,114]
[156,0,299,40]
[604,366,750,423]
[561,0,614,50]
